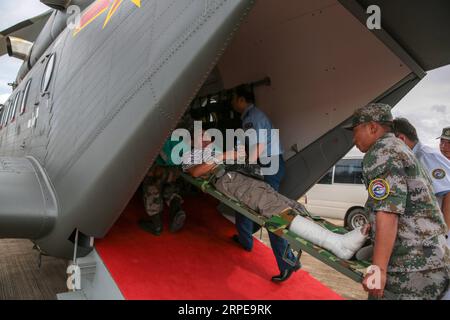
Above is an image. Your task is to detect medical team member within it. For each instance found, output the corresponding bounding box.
[230,84,300,282]
[393,118,450,246]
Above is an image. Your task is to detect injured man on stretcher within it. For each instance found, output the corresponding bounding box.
[181,134,370,261]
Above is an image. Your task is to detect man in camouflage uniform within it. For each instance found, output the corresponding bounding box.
[138,138,186,236]
[346,103,450,300]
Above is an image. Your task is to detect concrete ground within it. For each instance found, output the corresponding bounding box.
[256,218,368,300]
[0,219,367,300]
[0,239,67,300]
[0,194,367,300]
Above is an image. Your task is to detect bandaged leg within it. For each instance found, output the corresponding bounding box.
[289,215,369,260]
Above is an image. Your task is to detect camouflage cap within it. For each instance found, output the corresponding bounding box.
[344,103,394,130]
[437,126,450,141]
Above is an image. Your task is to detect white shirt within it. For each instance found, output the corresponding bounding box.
[413,142,450,208]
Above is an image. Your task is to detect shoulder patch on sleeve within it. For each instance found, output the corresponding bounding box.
[432,168,446,180]
[368,178,390,200]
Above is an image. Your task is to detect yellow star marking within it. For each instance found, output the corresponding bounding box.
[103,0,123,28]
[131,0,141,7]
[73,5,109,36]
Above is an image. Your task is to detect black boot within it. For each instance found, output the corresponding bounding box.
[271,261,301,283]
[169,197,186,233]
[138,214,163,236]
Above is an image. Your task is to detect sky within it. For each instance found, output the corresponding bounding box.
[0,0,449,153]
[0,0,49,103]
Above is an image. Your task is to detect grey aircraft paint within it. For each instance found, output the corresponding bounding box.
[0,0,257,258]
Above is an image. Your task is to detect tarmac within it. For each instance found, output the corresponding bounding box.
[0,239,67,300]
[0,218,367,300]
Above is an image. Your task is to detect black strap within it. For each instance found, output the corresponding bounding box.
[224,164,264,181]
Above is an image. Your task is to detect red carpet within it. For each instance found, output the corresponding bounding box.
[96,193,343,300]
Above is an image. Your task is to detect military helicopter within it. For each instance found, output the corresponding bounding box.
[0,0,449,299]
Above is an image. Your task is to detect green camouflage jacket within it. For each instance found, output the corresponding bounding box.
[363,133,449,272]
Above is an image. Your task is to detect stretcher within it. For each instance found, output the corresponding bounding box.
[181,173,397,299]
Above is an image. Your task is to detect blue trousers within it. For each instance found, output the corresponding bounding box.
[235,156,296,273]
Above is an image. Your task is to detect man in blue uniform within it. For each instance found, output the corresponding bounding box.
[230,84,300,282]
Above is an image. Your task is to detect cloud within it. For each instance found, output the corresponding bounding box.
[346,67,450,157]
[0,1,49,97]
[0,56,22,97]
[431,105,448,114]
[392,65,450,149]
[0,1,48,31]
[0,93,10,104]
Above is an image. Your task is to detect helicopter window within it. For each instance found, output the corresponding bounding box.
[0,107,3,128]
[41,54,55,94]
[10,91,21,122]
[20,79,32,115]
[0,102,5,127]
